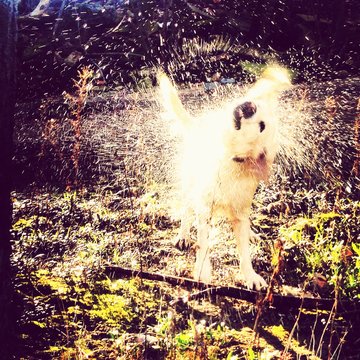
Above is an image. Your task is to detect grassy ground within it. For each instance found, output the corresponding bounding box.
[12,183,359,359]
[12,75,360,359]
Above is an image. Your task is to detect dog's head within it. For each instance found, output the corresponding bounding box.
[227,66,291,176]
[229,98,277,165]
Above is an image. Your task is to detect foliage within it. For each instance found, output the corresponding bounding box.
[11,182,359,358]
[10,71,360,356]
[280,199,360,298]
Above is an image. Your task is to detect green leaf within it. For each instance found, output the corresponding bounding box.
[352,242,360,256]
[247,346,256,360]
[240,61,267,77]
[32,321,47,328]
[227,350,239,360]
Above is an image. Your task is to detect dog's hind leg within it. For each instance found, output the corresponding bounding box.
[175,208,195,250]
[194,213,212,283]
[232,217,267,290]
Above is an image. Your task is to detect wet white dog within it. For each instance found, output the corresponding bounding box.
[159,67,291,289]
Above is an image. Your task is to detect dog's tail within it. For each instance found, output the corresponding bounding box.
[247,65,292,100]
[158,71,191,125]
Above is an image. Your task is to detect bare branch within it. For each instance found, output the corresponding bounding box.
[104,266,359,314]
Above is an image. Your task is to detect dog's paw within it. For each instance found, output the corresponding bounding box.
[174,237,195,250]
[235,271,267,290]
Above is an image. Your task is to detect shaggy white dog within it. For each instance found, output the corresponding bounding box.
[159,67,291,289]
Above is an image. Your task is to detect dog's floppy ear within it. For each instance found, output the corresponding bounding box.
[158,70,192,125]
[247,65,292,100]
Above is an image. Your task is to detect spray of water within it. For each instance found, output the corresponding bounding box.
[14,41,358,202]
[60,65,358,212]
[153,72,355,213]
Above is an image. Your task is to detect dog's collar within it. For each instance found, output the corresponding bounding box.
[232,156,245,163]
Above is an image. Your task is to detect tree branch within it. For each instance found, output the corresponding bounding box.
[104,266,360,315]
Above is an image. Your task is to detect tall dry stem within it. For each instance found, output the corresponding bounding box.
[64,67,94,189]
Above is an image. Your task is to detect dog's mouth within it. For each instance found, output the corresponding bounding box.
[232,150,267,164]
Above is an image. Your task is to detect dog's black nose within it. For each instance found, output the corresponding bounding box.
[233,101,257,130]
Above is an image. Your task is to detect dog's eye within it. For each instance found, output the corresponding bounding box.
[259,121,265,132]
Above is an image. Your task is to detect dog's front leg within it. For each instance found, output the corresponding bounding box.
[232,218,267,290]
[194,213,212,283]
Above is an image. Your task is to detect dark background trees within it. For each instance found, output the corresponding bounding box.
[0,0,17,358]
[15,0,359,100]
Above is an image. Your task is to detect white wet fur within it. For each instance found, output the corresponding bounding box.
[159,66,291,289]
